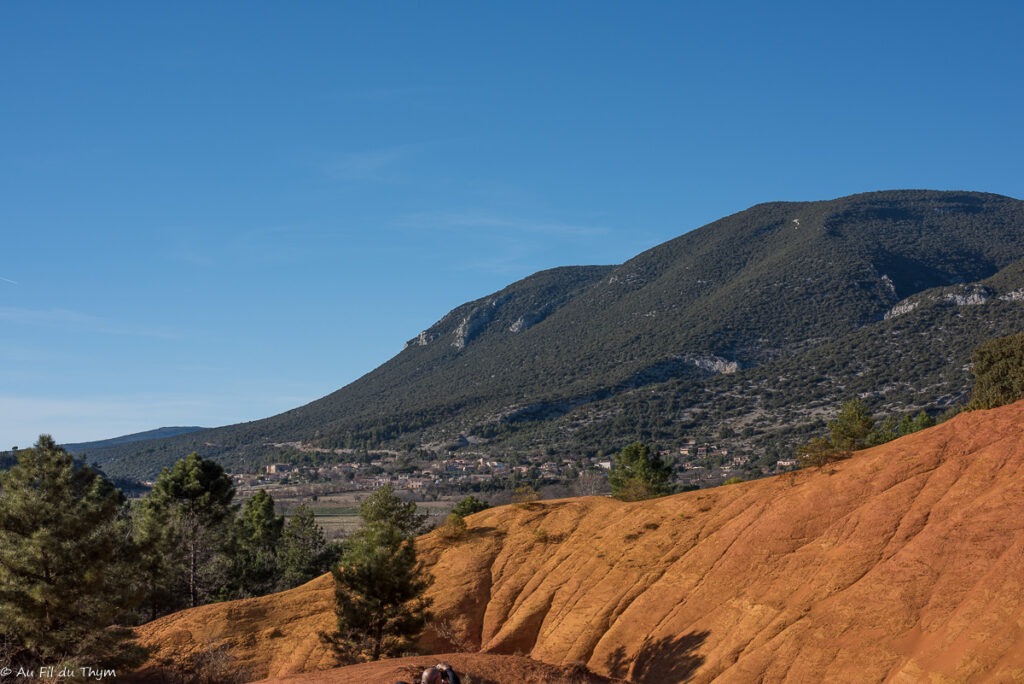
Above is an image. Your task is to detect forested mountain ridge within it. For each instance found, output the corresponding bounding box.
[62,426,205,453]
[70,190,1024,478]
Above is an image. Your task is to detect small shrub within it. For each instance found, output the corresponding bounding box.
[436,513,468,542]
[796,436,849,469]
[452,495,490,517]
[430,618,476,652]
[511,485,540,506]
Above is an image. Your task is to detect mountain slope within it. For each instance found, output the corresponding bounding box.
[63,427,205,453]
[133,400,1024,683]
[84,190,1024,478]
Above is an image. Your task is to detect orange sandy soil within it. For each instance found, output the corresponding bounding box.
[132,400,1024,683]
[251,653,620,683]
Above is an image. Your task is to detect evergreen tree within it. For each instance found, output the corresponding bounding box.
[358,484,429,536]
[867,415,899,447]
[800,401,935,468]
[136,452,236,610]
[328,486,432,662]
[798,399,875,467]
[278,504,338,590]
[608,442,672,501]
[133,497,182,621]
[827,399,875,452]
[451,495,489,517]
[900,411,936,435]
[968,332,1024,410]
[0,435,144,669]
[796,435,841,469]
[232,490,283,598]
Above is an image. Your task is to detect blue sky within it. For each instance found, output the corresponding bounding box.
[2,1,1022,447]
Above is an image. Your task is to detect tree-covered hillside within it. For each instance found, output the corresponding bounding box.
[72,190,1024,479]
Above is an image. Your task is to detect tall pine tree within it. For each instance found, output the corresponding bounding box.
[0,435,143,669]
[231,489,283,597]
[135,452,236,610]
[327,486,431,662]
[278,504,338,590]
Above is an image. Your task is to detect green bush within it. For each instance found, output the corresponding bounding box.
[967,332,1024,410]
[436,513,468,542]
[609,443,672,501]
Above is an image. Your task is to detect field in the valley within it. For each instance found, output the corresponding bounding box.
[257,488,458,539]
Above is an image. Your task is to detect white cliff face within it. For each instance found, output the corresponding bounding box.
[406,285,583,351]
[688,355,740,374]
[885,301,920,319]
[411,331,438,347]
[880,274,898,298]
[509,317,527,333]
[451,295,509,350]
[882,285,1019,323]
[508,303,557,334]
[943,290,991,306]
[608,272,647,287]
[452,315,478,350]
[999,289,1024,302]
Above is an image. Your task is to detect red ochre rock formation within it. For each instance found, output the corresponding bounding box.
[133,400,1024,683]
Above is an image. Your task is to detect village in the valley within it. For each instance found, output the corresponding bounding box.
[229,439,797,502]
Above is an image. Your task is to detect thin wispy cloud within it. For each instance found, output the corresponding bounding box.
[0,307,179,339]
[0,276,18,285]
[324,141,447,182]
[326,145,416,182]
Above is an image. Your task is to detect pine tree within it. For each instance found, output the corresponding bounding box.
[968,332,1024,410]
[827,399,875,452]
[136,452,236,610]
[327,486,432,662]
[451,495,489,518]
[133,496,182,621]
[278,504,337,590]
[358,483,429,535]
[0,435,143,669]
[609,442,672,501]
[232,489,283,597]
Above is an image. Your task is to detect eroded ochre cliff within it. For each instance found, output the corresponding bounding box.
[134,401,1024,683]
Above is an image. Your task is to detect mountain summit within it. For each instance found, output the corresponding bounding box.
[85,190,1024,477]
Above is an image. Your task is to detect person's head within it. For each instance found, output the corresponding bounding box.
[423,664,458,684]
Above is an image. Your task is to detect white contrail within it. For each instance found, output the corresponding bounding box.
[0,277,17,285]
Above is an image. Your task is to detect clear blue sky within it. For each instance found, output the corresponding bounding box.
[3,1,1022,447]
